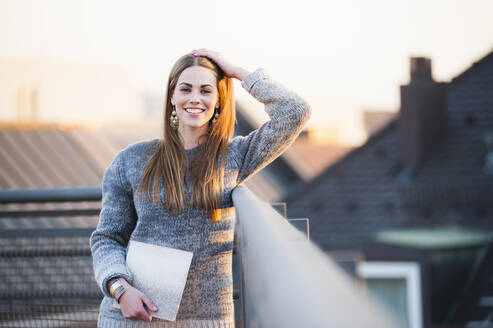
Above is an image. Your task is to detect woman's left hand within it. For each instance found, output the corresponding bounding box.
[190,49,250,81]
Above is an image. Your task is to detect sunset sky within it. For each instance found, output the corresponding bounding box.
[1,0,492,144]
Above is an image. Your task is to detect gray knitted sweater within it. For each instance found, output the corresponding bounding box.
[90,68,311,328]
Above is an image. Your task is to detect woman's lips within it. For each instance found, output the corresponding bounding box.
[184,107,205,113]
[184,107,206,115]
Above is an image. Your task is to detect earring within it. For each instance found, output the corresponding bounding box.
[212,107,219,124]
[169,105,178,130]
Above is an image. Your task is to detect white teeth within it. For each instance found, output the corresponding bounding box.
[185,108,204,114]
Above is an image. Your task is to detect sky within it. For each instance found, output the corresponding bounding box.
[1,0,492,144]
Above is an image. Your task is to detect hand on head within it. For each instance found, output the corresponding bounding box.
[189,49,250,81]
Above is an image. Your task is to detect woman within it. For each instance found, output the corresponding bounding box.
[90,48,311,327]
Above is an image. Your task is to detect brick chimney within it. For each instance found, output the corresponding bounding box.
[398,57,447,168]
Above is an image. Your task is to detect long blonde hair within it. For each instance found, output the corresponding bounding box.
[137,54,235,222]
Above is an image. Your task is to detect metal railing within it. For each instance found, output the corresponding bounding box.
[0,187,103,328]
[0,187,248,327]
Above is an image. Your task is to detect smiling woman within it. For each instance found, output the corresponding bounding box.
[90,48,311,327]
[140,53,238,224]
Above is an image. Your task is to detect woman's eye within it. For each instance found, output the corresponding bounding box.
[181,88,190,92]
[201,90,211,94]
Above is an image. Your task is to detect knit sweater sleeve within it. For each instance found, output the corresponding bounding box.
[90,150,137,298]
[230,68,311,185]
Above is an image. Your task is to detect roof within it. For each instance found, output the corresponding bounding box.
[0,123,160,189]
[284,49,493,251]
[287,138,352,179]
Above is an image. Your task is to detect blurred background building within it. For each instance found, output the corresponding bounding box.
[0,57,145,125]
[285,51,493,327]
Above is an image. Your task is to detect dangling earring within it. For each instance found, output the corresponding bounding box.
[212,106,220,124]
[169,105,178,130]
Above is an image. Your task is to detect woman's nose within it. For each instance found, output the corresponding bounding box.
[190,90,201,103]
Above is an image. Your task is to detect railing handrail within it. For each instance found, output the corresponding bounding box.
[232,185,403,328]
[0,187,101,203]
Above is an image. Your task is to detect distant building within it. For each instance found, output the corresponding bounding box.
[362,110,397,137]
[0,57,146,125]
[285,51,493,328]
[288,132,352,179]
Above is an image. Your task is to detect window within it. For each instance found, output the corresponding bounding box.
[357,261,423,328]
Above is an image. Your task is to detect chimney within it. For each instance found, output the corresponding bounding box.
[398,57,447,169]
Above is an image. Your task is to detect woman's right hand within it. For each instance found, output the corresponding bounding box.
[190,49,251,81]
[118,278,158,322]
